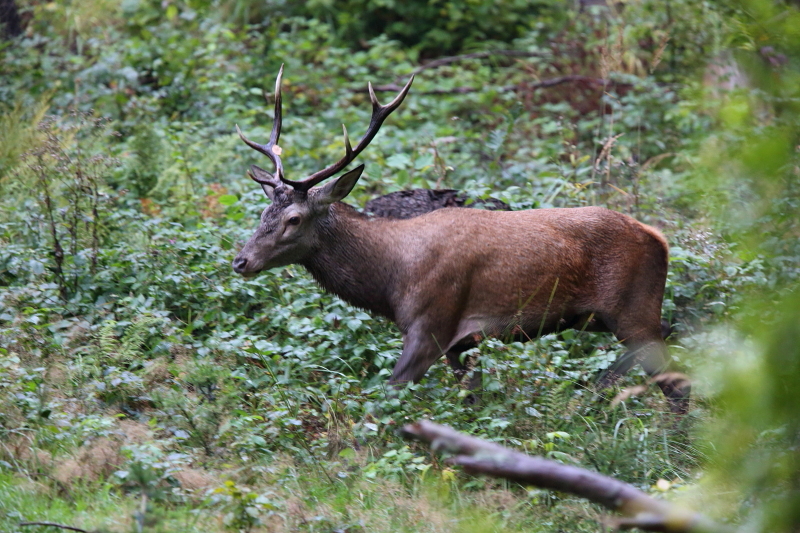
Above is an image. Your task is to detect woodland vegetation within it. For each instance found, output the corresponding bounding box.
[0,0,799,532]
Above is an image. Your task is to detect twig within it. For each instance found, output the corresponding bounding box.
[362,84,502,95]
[401,420,725,533]
[19,522,89,533]
[407,50,550,77]
[640,152,675,172]
[650,33,671,73]
[595,133,624,174]
[364,76,632,96]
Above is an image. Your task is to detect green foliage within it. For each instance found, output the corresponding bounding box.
[114,443,185,502]
[0,111,119,301]
[298,0,557,56]
[0,95,51,181]
[124,125,164,198]
[0,0,798,531]
[683,2,800,529]
[210,480,281,532]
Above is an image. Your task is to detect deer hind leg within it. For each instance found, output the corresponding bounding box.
[637,341,691,413]
[600,319,691,413]
[445,344,483,406]
[445,348,482,390]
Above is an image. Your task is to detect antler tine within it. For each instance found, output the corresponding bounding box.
[281,74,415,192]
[247,168,279,188]
[342,124,353,159]
[237,64,285,181]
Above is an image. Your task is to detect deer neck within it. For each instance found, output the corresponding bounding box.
[301,203,399,321]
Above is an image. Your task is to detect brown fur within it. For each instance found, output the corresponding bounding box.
[233,168,689,411]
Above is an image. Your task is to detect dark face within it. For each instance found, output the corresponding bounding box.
[231,186,320,277]
[231,166,364,277]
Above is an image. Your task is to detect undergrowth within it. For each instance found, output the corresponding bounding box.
[1,0,794,531]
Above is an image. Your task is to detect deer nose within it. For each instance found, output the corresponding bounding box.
[232,256,248,273]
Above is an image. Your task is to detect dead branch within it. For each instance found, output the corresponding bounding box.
[408,50,550,77]
[19,522,89,533]
[362,84,502,95]
[364,75,631,96]
[594,132,625,174]
[401,420,724,533]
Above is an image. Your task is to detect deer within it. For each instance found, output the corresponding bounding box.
[232,67,691,412]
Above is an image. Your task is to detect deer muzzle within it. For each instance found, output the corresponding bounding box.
[232,255,260,278]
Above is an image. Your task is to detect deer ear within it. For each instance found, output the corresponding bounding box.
[249,165,276,201]
[316,164,365,204]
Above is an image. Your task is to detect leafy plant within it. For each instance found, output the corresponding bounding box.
[210,480,282,532]
[2,0,797,531]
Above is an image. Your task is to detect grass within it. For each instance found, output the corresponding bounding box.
[0,361,702,532]
[0,460,620,533]
[0,472,133,532]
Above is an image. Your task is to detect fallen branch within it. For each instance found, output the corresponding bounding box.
[407,50,550,77]
[364,75,630,96]
[359,83,504,95]
[19,522,89,533]
[401,420,724,533]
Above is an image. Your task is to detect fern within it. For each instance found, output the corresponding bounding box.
[125,125,163,198]
[0,94,51,183]
[97,320,119,359]
[539,381,576,432]
[96,317,160,364]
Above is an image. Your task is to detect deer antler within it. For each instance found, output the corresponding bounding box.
[282,74,414,192]
[236,64,285,188]
[238,66,414,194]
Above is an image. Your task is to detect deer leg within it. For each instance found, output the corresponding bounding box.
[597,347,639,389]
[637,341,691,414]
[600,327,691,413]
[446,348,483,405]
[445,348,482,390]
[389,327,447,385]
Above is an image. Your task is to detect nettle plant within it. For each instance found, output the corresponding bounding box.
[2,111,119,302]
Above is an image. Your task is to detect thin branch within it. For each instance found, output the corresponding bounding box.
[408,50,550,77]
[401,420,725,533]
[364,76,631,96]
[595,132,625,175]
[19,522,89,533]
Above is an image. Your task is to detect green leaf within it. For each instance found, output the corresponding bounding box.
[338,448,356,459]
[386,153,411,169]
[414,154,434,170]
[219,194,238,206]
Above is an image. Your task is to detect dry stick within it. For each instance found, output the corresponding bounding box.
[89,170,100,275]
[401,420,725,533]
[35,154,67,300]
[406,50,550,77]
[594,132,625,202]
[19,522,89,533]
[595,133,624,175]
[365,75,632,96]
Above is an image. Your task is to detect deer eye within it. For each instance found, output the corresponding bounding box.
[287,215,301,226]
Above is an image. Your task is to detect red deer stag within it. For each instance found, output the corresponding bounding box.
[232,67,690,412]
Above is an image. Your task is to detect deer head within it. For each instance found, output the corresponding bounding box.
[232,67,414,277]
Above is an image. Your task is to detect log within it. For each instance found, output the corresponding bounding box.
[401,420,725,533]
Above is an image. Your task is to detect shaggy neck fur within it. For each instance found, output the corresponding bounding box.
[301,203,399,322]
